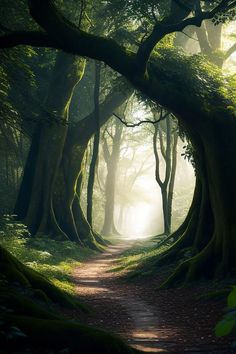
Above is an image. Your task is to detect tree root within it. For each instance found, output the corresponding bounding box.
[159,236,216,289]
[0,245,84,309]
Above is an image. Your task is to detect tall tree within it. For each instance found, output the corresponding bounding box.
[87,61,101,227]
[153,111,178,235]
[101,117,123,236]
[14,52,86,242]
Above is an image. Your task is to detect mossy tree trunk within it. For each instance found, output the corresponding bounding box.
[51,81,131,247]
[14,52,85,241]
[87,61,101,228]
[157,107,236,286]
[53,139,102,249]
[15,54,131,246]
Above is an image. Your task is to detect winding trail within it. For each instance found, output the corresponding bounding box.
[73,242,234,354]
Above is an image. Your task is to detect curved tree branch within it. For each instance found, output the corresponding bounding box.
[27,0,137,77]
[113,111,168,128]
[136,0,236,72]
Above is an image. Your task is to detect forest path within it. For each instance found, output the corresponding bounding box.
[73,241,233,354]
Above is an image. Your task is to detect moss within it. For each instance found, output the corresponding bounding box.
[0,287,59,320]
[4,315,140,354]
[0,245,83,310]
[32,289,51,304]
[0,245,139,353]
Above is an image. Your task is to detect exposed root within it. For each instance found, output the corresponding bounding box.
[159,236,216,289]
[0,245,81,309]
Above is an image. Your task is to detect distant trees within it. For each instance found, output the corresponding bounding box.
[87,61,101,228]
[101,117,123,236]
[152,111,178,235]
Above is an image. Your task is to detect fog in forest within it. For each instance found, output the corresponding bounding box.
[82,110,195,239]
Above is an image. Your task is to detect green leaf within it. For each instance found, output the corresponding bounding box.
[228,290,236,308]
[215,318,236,337]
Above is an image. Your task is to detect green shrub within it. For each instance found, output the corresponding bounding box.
[0,215,96,295]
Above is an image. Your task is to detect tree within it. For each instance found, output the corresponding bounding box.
[101,117,123,236]
[14,52,86,242]
[153,111,178,235]
[87,61,101,228]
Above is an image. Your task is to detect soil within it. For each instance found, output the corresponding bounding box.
[70,242,235,354]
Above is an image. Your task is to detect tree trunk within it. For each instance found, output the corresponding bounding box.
[46,77,131,246]
[101,119,123,236]
[53,139,102,249]
[161,187,170,235]
[49,78,131,246]
[167,131,178,230]
[87,62,101,227]
[15,52,85,240]
[159,114,236,286]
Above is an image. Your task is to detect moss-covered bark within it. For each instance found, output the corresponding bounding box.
[52,81,131,247]
[0,245,82,309]
[14,52,85,242]
[154,86,236,286]
[3,315,140,354]
[15,66,131,248]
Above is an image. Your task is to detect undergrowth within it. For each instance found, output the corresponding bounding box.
[0,215,97,295]
[110,237,170,278]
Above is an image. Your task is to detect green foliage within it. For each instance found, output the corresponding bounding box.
[150,46,236,117]
[0,216,96,295]
[0,215,30,249]
[215,286,236,337]
[110,238,170,277]
[215,317,236,337]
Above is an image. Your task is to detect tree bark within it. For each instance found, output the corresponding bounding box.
[15,52,85,240]
[87,62,101,227]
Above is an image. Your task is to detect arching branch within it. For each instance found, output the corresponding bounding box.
[113,111,169,128]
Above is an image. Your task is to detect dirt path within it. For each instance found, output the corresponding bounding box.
[73,243,234,354]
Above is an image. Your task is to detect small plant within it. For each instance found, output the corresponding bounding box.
[0,217,96,296]
[0,214,30,241]
[0,215,30,258]
[215,286,236,337]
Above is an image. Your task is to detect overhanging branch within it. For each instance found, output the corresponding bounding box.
[113,111,169,128]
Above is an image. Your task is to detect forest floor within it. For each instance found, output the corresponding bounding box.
[65,241,235,354]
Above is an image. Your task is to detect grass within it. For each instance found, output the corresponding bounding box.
[0,216,97,295]
[110,237,170,278]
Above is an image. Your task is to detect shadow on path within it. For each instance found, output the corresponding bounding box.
[73,242,233,354]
